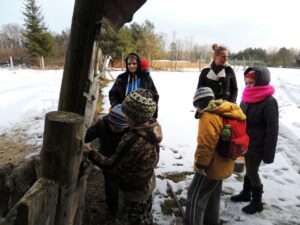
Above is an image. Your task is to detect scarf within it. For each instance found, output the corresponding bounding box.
[242,85,275,103]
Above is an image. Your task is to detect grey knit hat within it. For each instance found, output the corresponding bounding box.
[122,88,157,122]
[193,87,215,108]
[108,104,128,128]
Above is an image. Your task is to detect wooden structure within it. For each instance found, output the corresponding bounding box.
[0,0,146,224]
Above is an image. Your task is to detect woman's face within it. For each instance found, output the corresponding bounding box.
[245,77,256,87]
[127,58,138,73]
[214,50,229,66]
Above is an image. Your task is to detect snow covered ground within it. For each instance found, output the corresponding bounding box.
[0,67,300,225]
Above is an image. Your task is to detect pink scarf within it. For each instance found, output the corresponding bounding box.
[242,85,275,103]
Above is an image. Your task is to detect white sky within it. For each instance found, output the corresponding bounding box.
[1,0,300,52]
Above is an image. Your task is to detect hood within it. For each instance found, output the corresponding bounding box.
[244,66,270,86]
[133,121,163,144]
[125,52,142,76]
[204,99,246,120]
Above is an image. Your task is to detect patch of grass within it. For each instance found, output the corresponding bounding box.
[160,195,186,216]
[0,135,31,165]
[170,148,178,154]
[175,155,183,160]
[172,163,183,166]
[234,173,244,182]
[222,189,233,196]
[157,171,194,183]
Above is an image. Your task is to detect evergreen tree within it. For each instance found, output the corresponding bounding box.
[22,0,53,61]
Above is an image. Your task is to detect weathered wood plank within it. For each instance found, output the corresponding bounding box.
[0,178,59,225]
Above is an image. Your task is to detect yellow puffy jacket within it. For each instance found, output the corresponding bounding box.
[195,100,246,180]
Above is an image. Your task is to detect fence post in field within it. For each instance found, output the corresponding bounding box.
[9,56,13,69]
[40,111,84,225]
[122,52,125,71]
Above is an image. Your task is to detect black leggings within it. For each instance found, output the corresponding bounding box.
[245,157,262,187]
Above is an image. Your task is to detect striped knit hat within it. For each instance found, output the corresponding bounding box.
[122,88,156,122]
[193,87,215,109]
[108,104,128,128]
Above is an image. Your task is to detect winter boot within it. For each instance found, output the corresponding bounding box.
[242,185,263,214]
[230,175,251,202]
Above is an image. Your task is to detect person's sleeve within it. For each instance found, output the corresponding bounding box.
[88,136,139,170]
[109,78,122,107]
[229,70,238,103]
[196,70,206,89]
[194,113,222,169]
[262,98,279,163]
[84,121,101,143]
[148,76,159,118]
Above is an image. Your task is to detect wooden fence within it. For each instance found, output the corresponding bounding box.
[0,111,87,225]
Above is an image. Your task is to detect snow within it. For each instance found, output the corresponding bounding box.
[1,67,300,224]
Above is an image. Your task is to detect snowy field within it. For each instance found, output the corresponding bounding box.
[0,67,300,225]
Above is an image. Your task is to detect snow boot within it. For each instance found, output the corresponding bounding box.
[242,185,263,214]
[230,175,251,202]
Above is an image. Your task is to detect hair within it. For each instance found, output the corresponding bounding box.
[126,53,138,62]
[212,44,228,56]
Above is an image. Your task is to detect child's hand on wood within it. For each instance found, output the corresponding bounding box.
[82,144,91,157]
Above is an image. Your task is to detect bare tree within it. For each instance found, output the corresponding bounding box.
[0,23,24,49]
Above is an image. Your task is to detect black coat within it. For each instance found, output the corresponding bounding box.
[240,96,279,163]
[109,71,159,118]
[84,115,128,157]
[197,64,238,102]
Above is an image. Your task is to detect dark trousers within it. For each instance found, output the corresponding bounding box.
[124,196,153,225]
[103,170,119,216]
[185,173,223,225]
[245,158,262,187]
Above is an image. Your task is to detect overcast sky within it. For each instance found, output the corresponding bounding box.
[1,0,300,52]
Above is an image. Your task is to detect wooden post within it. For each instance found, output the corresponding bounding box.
[40,111,84,225]
[41,56,45,70]
[9,57,13,69]
[83,44,102,133]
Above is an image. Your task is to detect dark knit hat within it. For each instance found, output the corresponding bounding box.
[244,66,270,86]
[122,88,157,122]
[193,87,215,109]
[108,104,128,128]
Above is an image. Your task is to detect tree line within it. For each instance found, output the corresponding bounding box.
[0,0,299,68]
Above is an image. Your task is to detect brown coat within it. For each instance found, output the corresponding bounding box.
[88,121,162,201]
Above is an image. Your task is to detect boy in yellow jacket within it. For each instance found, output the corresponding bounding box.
[185,87,246,225]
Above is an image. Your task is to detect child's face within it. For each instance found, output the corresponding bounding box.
[125,115,135,127]
[245,77,255,87]
[109,124,125,133]
[127,58,138,73]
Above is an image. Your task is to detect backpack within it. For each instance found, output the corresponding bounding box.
[216,118,249,160]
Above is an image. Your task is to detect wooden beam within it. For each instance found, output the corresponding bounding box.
[58,0,105,115]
